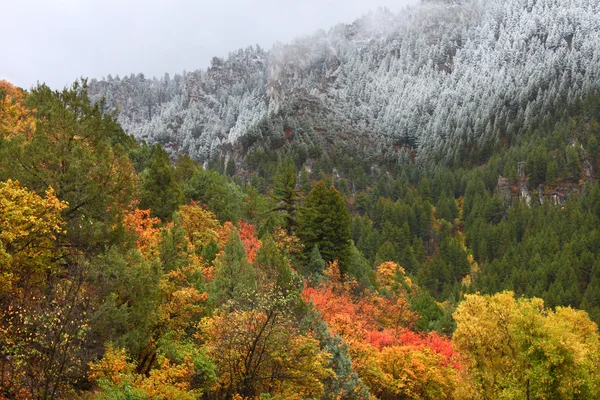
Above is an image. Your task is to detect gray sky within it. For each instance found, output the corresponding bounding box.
[1,0,418,89]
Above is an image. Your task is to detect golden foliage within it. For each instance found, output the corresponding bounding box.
[201,305,333,398]
[89,345,200,400]
[453,291,600,400]
[178,202,221,252]
[375,261,416,294]
[134,355,197,400]
[0,179,67,294]
[0,80,36,140]
[159,264,209,334]
[88,344,134,385]
[371,345,457,400]
[273,226,303,257]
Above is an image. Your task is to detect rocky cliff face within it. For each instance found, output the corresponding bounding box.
[499,163,593,208]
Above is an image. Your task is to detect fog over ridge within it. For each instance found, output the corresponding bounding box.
[0,0,419,89]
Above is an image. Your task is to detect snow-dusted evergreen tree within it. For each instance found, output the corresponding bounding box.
[88,0,600,164]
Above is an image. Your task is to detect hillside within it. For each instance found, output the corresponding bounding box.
[89,0,600,166]
[3,79,600,399]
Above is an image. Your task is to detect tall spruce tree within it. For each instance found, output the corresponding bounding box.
[140,145,184,221]
[299,181,351,273]
[271,159,300,234]
[211,230,256,307]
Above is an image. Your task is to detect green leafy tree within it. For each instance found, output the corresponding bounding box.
[184,169,244,223]
[173,153,201,184]
[90,247,162,364]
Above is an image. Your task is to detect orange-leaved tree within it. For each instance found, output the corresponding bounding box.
[0,80,36,139]
[123,208,162,258]
[219,220,262,264]
[303,261,459,399]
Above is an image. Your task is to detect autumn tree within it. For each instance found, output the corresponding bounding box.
[89,342,216,399]
[177,202,221,254]
[1,275,90,399]
[200,291,333,399]
[122,208,162,258]
[453,291,600,400]
[236,220,262,264]
[0,180,89,399]
[0,80,36,139]
[0,179,66,294]
[91,211,211,386]
[303,261,458,399]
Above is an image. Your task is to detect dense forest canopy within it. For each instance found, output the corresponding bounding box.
[2,0,600,398]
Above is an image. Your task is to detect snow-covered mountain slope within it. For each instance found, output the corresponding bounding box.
[88,0,600,165]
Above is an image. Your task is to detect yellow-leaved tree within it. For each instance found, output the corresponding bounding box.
[0,179,91,399]
[200,300,333,399]
[453,291,600,400]
[0,179,66,294]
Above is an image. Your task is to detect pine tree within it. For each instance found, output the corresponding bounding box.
[526,144,548,186]
[305,310,371,399]
[212,230,256,307]
[271,159,301,235]
[307,245,326,276]
[225,157,236,176]
[253,235,293,292]
[140,145,184,221]
[299,181,352,273]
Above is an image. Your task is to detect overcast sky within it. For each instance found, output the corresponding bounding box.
[1,0,419,90]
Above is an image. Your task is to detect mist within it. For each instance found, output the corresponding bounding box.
[1,0,419,89]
